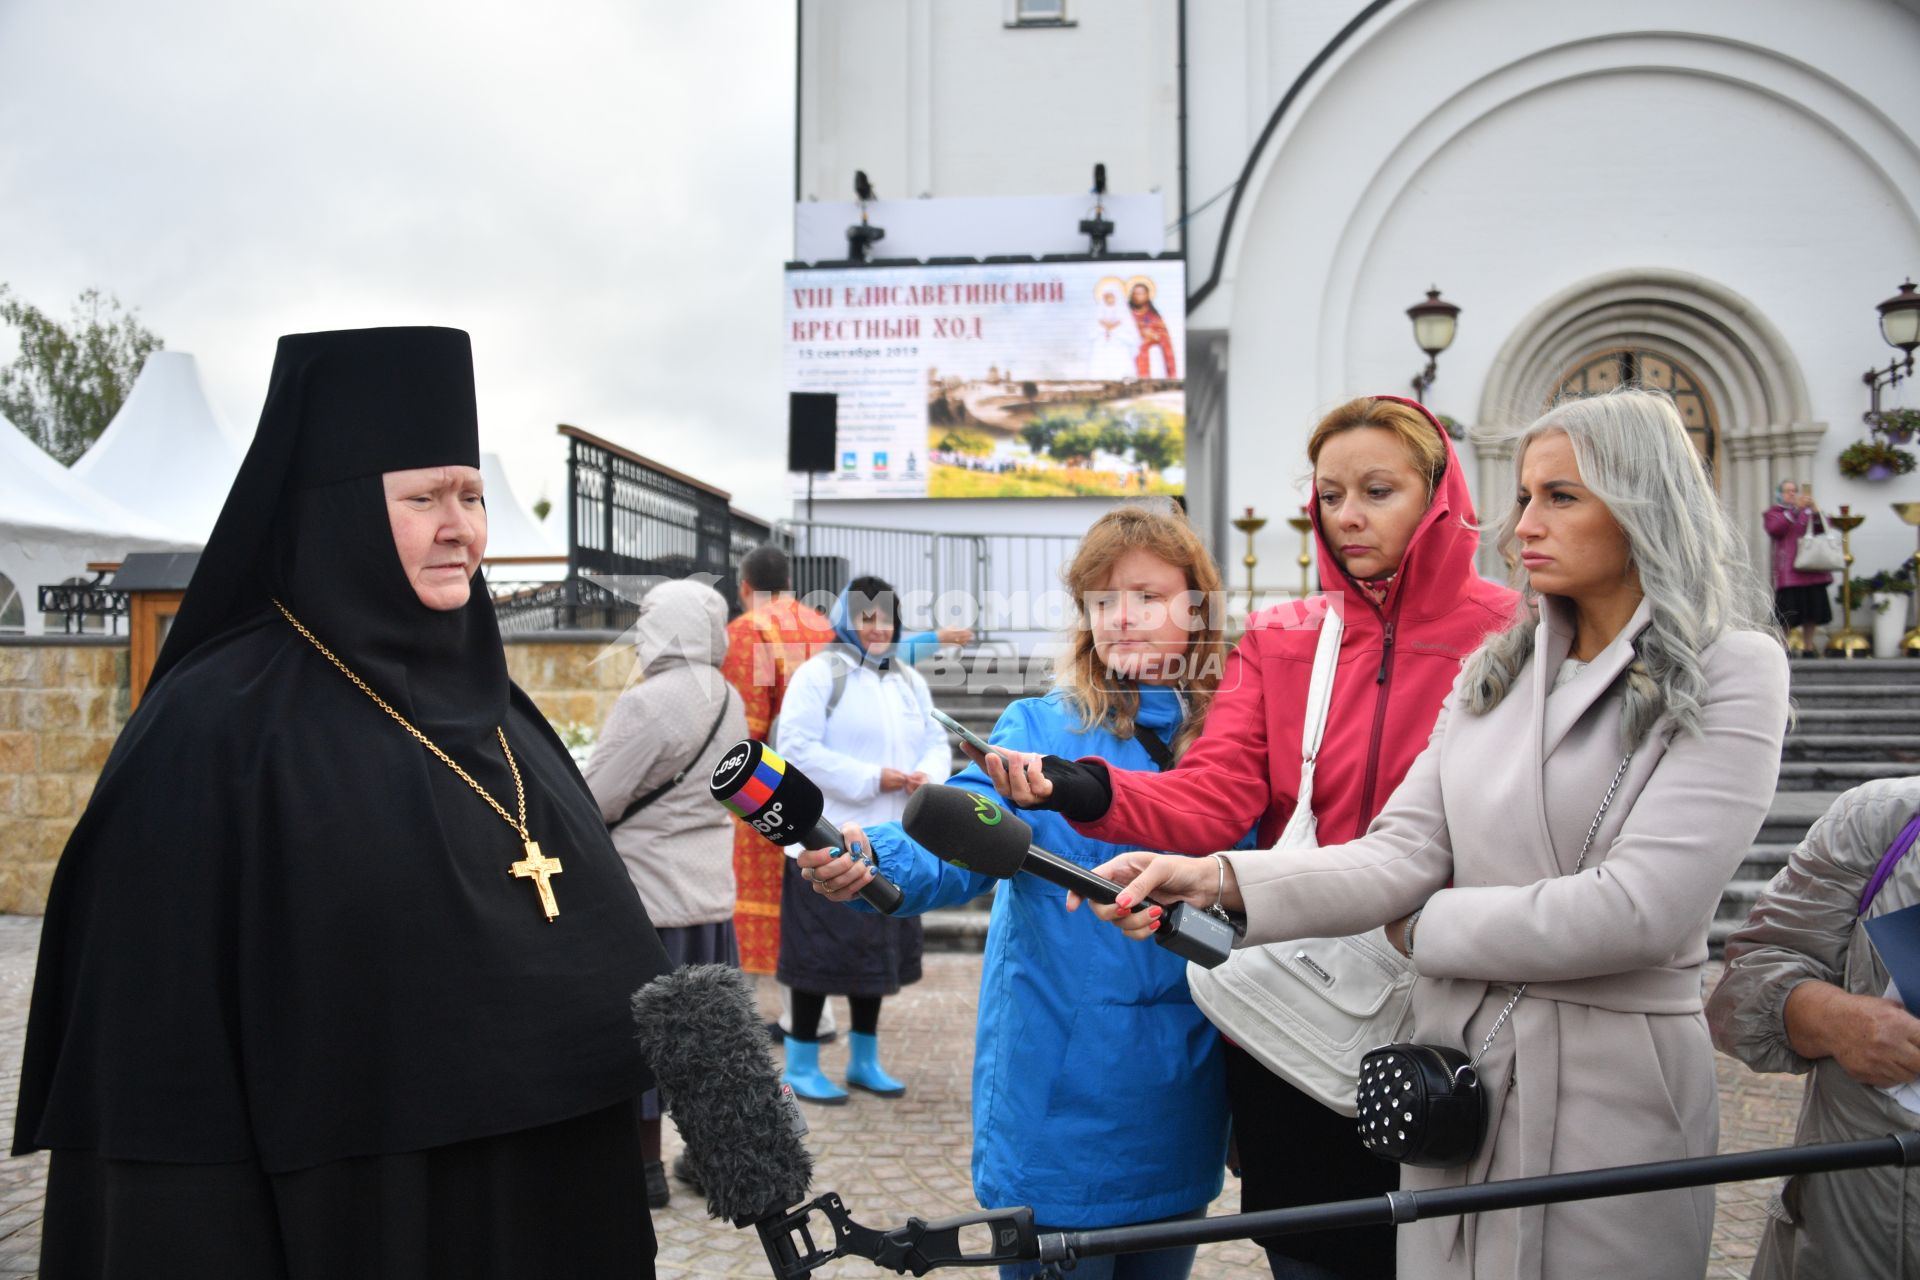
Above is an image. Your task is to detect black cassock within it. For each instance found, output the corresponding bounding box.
[14,328,671,1278]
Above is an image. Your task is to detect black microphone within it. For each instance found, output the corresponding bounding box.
[709,739,905,914]
[901,785,1234,969]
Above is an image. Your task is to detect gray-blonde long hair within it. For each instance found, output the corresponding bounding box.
[1461,387,1774,748]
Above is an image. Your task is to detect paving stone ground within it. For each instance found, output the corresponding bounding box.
[0,921,1809,1279]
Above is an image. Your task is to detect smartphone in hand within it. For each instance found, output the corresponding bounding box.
[931,707,1013,765]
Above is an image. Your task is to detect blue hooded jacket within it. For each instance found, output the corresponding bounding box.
[856,684,1233,1228]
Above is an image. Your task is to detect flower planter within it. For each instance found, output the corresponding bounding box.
[1867,463,1896,481]
[1873,594,1908,658]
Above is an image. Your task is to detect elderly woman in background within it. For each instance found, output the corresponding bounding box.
[585,577,748,1209]
[773,575,947,1104]
[1763,480,1834,654]
[1085,387,1789,1280]
[1708,777,1920,1279]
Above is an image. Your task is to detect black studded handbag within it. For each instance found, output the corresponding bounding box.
[1356,751,1632,1169]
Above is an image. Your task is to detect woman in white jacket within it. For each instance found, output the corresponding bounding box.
[775,574,950,1103]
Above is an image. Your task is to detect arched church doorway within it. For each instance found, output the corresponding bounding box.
[1553,347,1720,482]
[1477,269,1823,576]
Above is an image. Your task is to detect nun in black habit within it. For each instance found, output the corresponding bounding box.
[14,327,673,1277]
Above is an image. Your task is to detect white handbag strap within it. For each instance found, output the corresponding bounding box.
[1289,603,1344,823]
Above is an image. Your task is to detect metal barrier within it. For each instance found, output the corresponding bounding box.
[784,522,1080,638]
[37,574,129,635]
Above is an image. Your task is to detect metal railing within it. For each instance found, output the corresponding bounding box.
[783,522,1080,638]
[37,573,129,635]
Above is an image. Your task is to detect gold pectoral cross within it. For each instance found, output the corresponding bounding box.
[510,840,563,921]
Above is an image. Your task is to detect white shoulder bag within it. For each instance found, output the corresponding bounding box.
[1184,604,1416,1116]
[1792,509,1845,574]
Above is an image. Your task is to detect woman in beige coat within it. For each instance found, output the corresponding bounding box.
[1085,387,1788,1279]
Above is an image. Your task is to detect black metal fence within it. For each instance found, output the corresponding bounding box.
[37,574,128,635]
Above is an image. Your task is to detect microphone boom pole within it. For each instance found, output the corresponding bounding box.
[1035,1132,1920,1268]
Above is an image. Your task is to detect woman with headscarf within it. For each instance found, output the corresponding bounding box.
[772,575,946,1104]
[1763,479,1834,655]
[14,327,671,1278]
[584,576,747,1209]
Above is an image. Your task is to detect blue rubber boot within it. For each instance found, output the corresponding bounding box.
[781,1036,848,1106]
[844,1031,907,1098]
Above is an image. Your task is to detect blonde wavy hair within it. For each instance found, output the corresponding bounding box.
[1055,503,1227,758]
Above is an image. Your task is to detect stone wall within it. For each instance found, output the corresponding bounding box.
[0,640,132,915]
[0,633,633,916]
[501,634,634,739]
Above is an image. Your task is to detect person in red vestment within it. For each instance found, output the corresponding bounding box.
[1128,278,1177,379]
[720,545,836,975]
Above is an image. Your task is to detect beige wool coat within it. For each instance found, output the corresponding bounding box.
[1224,597,1789,1280]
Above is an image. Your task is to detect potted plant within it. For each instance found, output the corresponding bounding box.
[1837,437,1918,481]
[1870,407,1920,445]
[1844,566,1917,657]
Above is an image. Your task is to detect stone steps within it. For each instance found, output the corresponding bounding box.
[1782,734,1920,760]
[1775,759,1918,789]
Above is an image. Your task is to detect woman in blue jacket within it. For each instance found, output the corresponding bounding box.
[799,503,1236,1280]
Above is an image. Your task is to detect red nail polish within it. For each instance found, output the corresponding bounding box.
[1150,920,1162,932]
[1116,895,1131,909]
[1150,907,1163,920]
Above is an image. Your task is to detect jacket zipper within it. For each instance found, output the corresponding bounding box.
[1358,596,1403,826]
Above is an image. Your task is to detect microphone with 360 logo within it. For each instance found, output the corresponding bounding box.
[709,740,905,914]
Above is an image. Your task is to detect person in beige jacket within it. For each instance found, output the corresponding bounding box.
[583,576,748,1207]
[1708,777,1920,1278]
[1082,387,1788,1280]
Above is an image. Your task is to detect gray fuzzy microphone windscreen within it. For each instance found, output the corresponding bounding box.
[631,964,813,1224]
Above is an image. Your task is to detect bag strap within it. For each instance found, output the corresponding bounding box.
[1468,750,1633,1071]
[1132,723,1176,772]
[1293,605,1345,821]
[1859,812,1920,916]
[610,685,733,829]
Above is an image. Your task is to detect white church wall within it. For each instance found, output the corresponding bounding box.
[797,0,1179,206]
[795,0,1920,587]
[1213,0,1920,583]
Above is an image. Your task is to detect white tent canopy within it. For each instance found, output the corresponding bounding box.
[0,414,189,635]
[70,350,244,545]
[480,452,565,580]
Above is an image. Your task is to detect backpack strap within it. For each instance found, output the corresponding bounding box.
[609,685,733,830]
[1131,724,1176,773]
[823,649,854,719]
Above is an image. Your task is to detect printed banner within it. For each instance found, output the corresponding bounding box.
[785,260,1186,499]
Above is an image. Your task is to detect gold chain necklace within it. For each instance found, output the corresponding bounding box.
[273,598,563,921]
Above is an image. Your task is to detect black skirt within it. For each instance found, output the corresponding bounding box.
[776,858,923,997]
[40,1100,655,1279]
[1225,1041,1398,1278]
[1774,583,1834,628]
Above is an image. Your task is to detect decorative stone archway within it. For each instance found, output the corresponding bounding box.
[1473,269,1824,575]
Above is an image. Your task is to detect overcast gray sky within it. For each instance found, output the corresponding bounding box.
[0,0,796,521]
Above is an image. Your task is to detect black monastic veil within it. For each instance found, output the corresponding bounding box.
[15,327,671,1277]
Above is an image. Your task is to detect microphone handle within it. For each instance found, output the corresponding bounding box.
[1022,842,1127,906]
[802,818,906,916]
